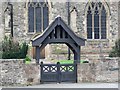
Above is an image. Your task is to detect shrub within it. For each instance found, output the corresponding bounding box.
[24,56,31,64]
[25,56,31,61]
[2,36,28,59]
[0,51,2,59]
[19,42,28,58]
[109,39,120,57]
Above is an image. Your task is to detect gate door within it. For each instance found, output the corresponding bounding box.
[40,62,77,83]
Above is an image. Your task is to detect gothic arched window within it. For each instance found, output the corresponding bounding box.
[94,5,99,39]
[101,6,107,39]
[28,2,49,33]
[87,2,107,39]
[28,3,34,32]
[70,7,77,33]
[4,3,13,37]
[87,6,92,39]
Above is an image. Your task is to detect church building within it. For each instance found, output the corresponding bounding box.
[0,0,119,62]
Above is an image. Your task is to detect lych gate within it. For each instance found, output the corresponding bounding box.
[31,16,85,64]
[31,16,85,83]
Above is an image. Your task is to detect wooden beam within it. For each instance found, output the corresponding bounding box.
[40,43,47,51]
[36,46,40,64]
[46,39,75,44]
[73,46,80,63]
[66,43,78,54]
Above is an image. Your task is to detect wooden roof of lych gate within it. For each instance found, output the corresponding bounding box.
[31,16,85,47]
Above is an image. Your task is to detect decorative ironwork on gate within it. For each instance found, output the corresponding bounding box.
[40,62,77,83]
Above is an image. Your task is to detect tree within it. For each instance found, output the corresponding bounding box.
[109,39,120,57]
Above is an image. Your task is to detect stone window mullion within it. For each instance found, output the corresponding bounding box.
[92,11,94,39]
[99,11,101,39]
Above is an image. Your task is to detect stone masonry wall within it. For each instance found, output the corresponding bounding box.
[0,59,40,86]
[77,58,119,83]
[0,58,119,86]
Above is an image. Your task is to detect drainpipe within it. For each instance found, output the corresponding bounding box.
[67,1,71,60]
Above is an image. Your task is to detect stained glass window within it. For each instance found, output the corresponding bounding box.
[101,6,106,39]
[87,6,92,39]
[28,5,34,32]
[43,5,49,31]
[28,2,49,33]
[94,6,99,39]
[87,2,107,39]
[36,7,41,32]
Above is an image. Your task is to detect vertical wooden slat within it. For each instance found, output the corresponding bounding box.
[57,62,60,83]
[60,26,63,38]
[57,26,61,39]
[54,28,57,38]
[49,32,52,39]
[51,30,55,39]
[62,30,65,39]
[40,62,43,83]
[65,31,68,38]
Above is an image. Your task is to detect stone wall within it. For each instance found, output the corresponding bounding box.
[77,58,119,83]
[0,59,40,86]
[77,63,96,83]
[0,58,119,86]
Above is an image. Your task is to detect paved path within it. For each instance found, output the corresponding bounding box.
[0,83,118,88]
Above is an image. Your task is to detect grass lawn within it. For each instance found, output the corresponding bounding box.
[55,60,86,71]
[55,60,85,64]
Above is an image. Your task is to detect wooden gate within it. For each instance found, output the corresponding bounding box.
[40,62,77,83]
